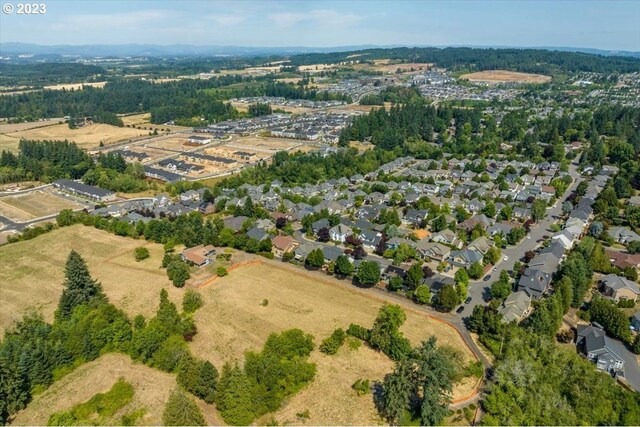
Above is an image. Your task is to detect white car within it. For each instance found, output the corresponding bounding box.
[526,235,531,239]
[503,255,509,261]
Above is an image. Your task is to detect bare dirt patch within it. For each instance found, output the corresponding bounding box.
[10,353,179,426]
[0,225,178,335]
[460,70,551,84]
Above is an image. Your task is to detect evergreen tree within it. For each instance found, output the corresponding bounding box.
[56,250,105,319]
[162,387,206,426]
[196,361,219,404]
[215,363,255,426]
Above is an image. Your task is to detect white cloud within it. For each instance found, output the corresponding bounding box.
[268,9,363,28]
[208,14,246,26]
[50,10,173,32]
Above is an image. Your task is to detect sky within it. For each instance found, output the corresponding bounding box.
[1,0,639,51]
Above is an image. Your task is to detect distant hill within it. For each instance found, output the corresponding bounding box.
[1,42,638,59]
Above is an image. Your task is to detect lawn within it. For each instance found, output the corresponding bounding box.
[0,225,177,335]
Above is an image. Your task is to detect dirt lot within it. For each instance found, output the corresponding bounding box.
[0,190,84,222]
[227,135,304,152]
[146,135,198,151]
[0,123,149,151]
[0,225,179,335]
[190,261,477,425]
[10,353,223,426]
[460,70,552,83]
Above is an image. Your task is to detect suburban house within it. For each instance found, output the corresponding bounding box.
[53,179,116,202]
[498,291,532,323]
[576,323,625,373]
[608,227,640,244]
[180,244,216,266]
[449,249,484,268]
[359,229,383,250]
[416,241,451,262]
[422,274,456,298]
[431,229,463,249]
[467,236,494,255]
[517,268,552,300]
[329,224,353,243]
[271,235,299,258]
[600,274,640,302]
[458,214,492,233]
[606,249,640,270]
[631,312,640,331]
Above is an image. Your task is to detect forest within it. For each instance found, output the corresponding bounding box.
[0,77,348,124]
[289,47,640,74]
[0,63,107,88]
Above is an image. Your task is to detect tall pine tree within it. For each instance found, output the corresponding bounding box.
[56,251,105,319]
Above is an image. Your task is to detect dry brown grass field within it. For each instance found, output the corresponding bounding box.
[0,190,84,221]
[460,70,552,83]
[0,225,177,335]
[0,122,149,152]
[43,82,107,91]
[2,226,479,425]
[190,261,477,425]
[0,119,63,134]
[120,113,189,132]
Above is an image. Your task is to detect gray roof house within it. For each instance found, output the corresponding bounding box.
[576,324,625,373]
[517,268,552,300]
[608,227,640,244]
[601,274,640,302]
[498,291,532,323]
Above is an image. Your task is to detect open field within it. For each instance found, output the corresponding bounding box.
[0,122,150,151]
[120,112,189,132]
[1,227,478,425]
[0,190,84,222]
[0,119,63,134]
[11,354,180,426]
[460,70,552,83]
[146,135,200,151]
[190,261,477,425]
[43,81,108,91]
[0,225,180,335]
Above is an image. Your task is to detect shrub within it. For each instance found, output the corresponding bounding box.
[319,328,346,355]
[346,323,371,341]
[182,290,204,314]
[352,378,370,396]
[134,247,150,262]
[216,266,228,277]
[167,260,190,288]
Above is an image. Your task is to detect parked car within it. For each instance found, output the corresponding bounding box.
[483,274,492,281]
[456,306,465,314]
[465,297,472,304]
[503,255,509,261]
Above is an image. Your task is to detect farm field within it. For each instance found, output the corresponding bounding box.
[0,190,84,222]
[0,225,178,335]
[190,261,478,425]
[0,118,63,134]
[120,112,189,132]
[0,122,150,152]
[11,353,192,426]
[460,69,552,83]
